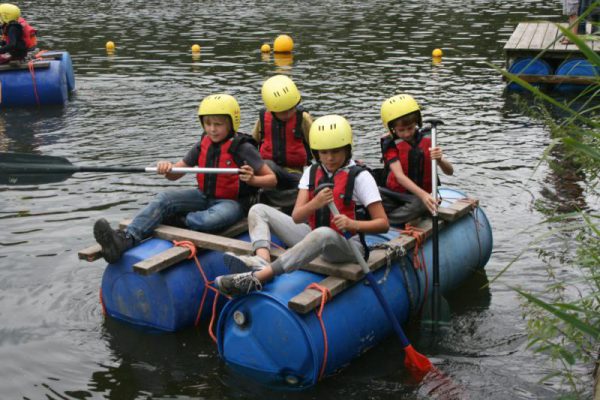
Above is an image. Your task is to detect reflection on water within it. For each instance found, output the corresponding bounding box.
[0,0,594,398]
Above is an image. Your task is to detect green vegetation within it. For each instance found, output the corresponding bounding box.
[498,11,600,398]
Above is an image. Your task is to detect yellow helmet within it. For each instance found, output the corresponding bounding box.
[261,75,301,112]
[309,115,353,151]
[197,94,241,132]
[0,3,20,23]
[380,94,422,130]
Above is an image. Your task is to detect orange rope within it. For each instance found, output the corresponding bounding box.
[27,59,40,105]
[401,224,429,310]
[306,282,332,381]
[173,240,228,343]
[99,287,106,316]
[34,49,48,59]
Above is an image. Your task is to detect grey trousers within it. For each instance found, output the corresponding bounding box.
[381,192,428,226]
[248,203,362,275]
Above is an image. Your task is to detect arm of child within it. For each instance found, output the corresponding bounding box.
[430,146,454,176]
[389,160,437,215]
[157,159,189,181]
[291,187,333,224]
[241,163,276,188]
[332,201,389,233]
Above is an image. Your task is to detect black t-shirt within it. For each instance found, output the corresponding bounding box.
[182,137,264,172]
[0,22,26,57]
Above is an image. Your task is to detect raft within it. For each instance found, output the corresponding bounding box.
[0,50,75,107]
[216,188,492,389]
[81,187,492,387]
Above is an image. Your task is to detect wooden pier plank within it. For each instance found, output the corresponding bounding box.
[504,22,528,50]
[516,22,537,49]
[541,22,559,50]
[529,22,548,49]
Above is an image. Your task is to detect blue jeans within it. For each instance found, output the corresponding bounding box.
[126,188,244,241]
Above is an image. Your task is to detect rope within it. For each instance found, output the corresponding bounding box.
[400,224,429,312]
[368,241,407,284]
[34,49,48,59]
[306,282,332,381]
[27,59,40,105]
[173,240,227,343]
[99,287,106,316]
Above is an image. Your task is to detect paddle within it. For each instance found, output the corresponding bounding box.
[326,199,432,380]
[0,152,240,185]
[422,119,446,329]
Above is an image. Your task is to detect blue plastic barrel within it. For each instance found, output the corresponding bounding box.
[554,58,599,93]
[507,57,552,92]
[216,188,493,389]
[101,236,234,331]
[0,50,75,107]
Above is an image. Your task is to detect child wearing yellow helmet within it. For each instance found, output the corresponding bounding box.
[215,115,389,297]
[0,3,37,64]
[251,75,313,212]
[380,94,454,225]
[93,94,276,264]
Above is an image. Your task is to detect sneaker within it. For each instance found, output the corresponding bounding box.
[93,218,135,263]
[215,271,263,297]
[223,252,269,273]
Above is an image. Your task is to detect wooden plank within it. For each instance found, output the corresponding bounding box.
[529,22,548,50]
[542,22,559,50]
[133,246,192,275]
[287,276,353,314]
[514,74,599,85]
[78,244,103,262]
[0,60,50,71]
[516,22,537,49]
[438,198,478,222]
[504,23,528,50]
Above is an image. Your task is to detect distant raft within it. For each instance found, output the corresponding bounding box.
[0,50,75,107]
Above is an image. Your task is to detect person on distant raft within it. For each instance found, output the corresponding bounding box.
[251,75,313,213]
[561,0,580,44]
[214,115,389,297]
[93,94,277,264]
[379,94,454,226]
[0,3,37,64]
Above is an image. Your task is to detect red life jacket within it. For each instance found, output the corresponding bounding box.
[259,107,311,169]
[196,133,255,200]
[307,163,366,235]
[2,18,37,49]
[382,128,432,193]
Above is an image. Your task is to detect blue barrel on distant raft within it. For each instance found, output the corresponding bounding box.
[216,188,493,390]
[507,57,553,92]
[0,50,75,107]
[101,234,238,331]
[554,58,600,93]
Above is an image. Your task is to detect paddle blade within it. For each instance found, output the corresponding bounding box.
[0,152,76,185]
[404,344,433,381]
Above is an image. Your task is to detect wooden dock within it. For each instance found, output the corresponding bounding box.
[503,21,599,86]
[504,22,599,61]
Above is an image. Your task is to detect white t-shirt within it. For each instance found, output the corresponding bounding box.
[298,160,382,207]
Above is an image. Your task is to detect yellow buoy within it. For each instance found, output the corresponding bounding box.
[260,43,271,53]
[273,52,293,68]
[106,41,115,51]
[273,34,294,53]
[432,48,443,58]
[191,44,201,53]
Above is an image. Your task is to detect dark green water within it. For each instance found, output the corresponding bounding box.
[0,1,594,398]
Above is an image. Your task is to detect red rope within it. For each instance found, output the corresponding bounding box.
[173,240,228,343]
[99,287,106,316]
[306,282,332,380]
[401,224,429,311]
[27,60,41,105]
